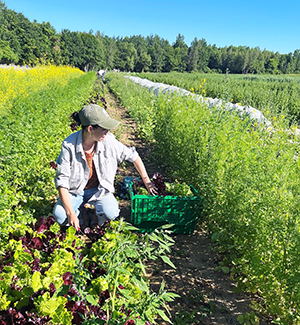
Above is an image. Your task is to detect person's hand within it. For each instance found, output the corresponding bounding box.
[145,181,158,196]
[68,214,80,231]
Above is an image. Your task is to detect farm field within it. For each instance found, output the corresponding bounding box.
[1,66,300,324]
[106,71,300,324]
[0,66,177,324]
[135,72,300,127]
[104,89,271,325]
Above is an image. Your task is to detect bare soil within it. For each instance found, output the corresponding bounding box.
[105,88,271,325]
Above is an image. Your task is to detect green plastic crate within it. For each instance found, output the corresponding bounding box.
[128,182,203,234]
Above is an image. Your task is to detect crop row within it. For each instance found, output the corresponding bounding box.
[106,72,300,324]
[0,64,84,113]
[135,72,300,126]
[0,66,93,252]
[0,67,176,324]
[0,215,176,324]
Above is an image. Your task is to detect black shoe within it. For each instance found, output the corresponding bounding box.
[80,206,90,230]
[90,210,99,229]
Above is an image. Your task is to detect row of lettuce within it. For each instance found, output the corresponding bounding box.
[0,66,176,324]
[106,72,300,324]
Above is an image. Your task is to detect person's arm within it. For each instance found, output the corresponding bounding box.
[58,187,80,230]
[133,156,158,195]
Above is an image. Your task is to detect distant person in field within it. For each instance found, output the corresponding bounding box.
[96,69,106,80]
[52,104,157,230]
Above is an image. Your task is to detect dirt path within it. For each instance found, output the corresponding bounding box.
[105,88,270,325]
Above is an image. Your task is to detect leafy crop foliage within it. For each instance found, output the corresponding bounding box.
[0,64,84,113]
[133,172,194,197]
[0,216,178,324]
[0,65,94,253]
[136,72,300,127]
[107,72,300,324]
[0,66,179,324]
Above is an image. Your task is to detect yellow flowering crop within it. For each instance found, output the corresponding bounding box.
[198,79,206,96]
[0,65,83,113]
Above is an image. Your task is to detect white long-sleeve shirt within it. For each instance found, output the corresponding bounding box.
[55,129,138,198]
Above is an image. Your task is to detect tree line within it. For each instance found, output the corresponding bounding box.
[1,1,300,74]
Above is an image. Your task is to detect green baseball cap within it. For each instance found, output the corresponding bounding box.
[78,104,120,129]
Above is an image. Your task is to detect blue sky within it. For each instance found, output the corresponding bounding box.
[4,0,300,54]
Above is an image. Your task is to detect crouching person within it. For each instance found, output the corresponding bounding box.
[53,104,157,230]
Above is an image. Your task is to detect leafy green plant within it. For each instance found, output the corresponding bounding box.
[0,217,180,324]
[88,219,179,324]
[135,72,300,126]
[106,73,156,141]
[237,311,259,325]
[0,70,95,254]
[175,307,196,325]
[106,72,300,324]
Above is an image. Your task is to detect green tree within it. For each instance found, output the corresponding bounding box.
[0,6,22,63]
[163,41,177,72]
[208,44,223,73]
[129,35,152,72]
[39,21,61,64]
[0,1,62,65]
[248,47,265,74]
[172,33,188,72]
[59,29,84,67]
[265,51,280,74]
[115,37,137,71]
[79,31,104,71]
[188,38,199,72]
[281,52,294,74]
[147,34,165,72]
[293,49,300,73]
[94,31,107,69]
[102,36,117,69]
[1,0,299,74]
[0,39,18,63]
[188,37,210,72]
[231,46,247,74]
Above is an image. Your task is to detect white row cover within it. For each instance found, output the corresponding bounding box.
[126,75,272,128]
[0,64,30,70]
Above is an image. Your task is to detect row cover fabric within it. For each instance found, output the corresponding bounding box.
[126,75,272,128]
